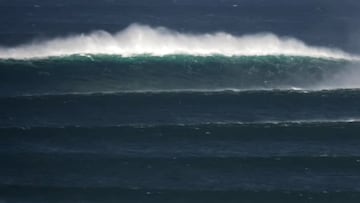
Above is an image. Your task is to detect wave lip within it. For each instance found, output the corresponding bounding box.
[0,24,357,60]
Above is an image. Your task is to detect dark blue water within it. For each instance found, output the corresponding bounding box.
[1,0,360,202]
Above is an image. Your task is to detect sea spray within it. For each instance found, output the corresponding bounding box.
[0,24,357,60]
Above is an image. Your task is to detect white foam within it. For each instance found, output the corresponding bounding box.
[0,23,357,60]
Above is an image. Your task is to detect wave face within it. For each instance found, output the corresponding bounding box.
[0,24,357,60]
[1,55,359,96]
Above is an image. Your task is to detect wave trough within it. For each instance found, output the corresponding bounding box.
[0,24,357,60]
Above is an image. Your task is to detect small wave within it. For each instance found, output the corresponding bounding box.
[3,119,360,130]
[2,87,360,128]
[3,87,360,99]
[0,24,358,60]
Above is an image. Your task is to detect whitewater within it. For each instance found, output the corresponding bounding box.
[0,24,358,60]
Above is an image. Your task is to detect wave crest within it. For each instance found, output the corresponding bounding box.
[0,24,357,60]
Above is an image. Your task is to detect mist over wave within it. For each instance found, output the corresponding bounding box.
[317,63,360,89]
[0,24,357,60]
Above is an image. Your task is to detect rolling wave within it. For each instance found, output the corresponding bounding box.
[2,89,360,127]
[2,121,360,158]
[1,54,358,96]
[0,24,358,60]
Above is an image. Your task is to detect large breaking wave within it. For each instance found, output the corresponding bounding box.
[0,24,360,96]
[0,24,358,60]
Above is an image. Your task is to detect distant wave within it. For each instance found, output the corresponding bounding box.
[0,24,358,60]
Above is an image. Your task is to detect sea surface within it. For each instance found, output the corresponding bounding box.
[1,0,360,202]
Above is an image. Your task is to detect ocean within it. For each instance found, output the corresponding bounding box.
[1,0,360,202]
